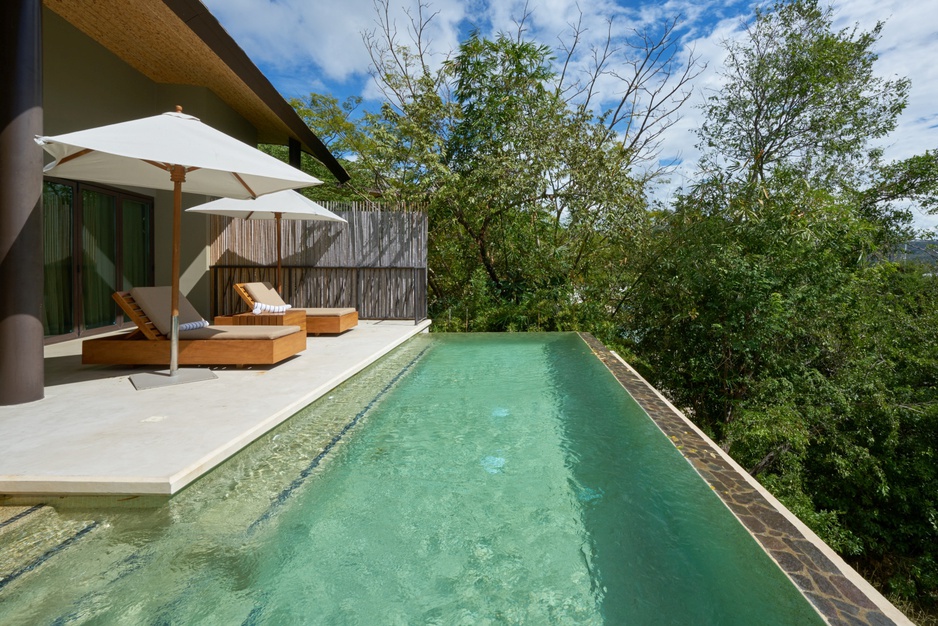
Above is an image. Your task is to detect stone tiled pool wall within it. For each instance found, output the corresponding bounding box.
[579,333,911,626]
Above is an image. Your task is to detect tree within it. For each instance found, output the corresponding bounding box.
[698,0,909,189]
[809,264,938,607]
[360,0,699,331]
[621,0,938,612]
[260,93,374,202]
[625,170,938,612]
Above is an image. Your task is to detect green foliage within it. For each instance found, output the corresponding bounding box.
[624,171,938,608]
[698,0,909,188]
[809,265,938,603]
[435,33,586,323]
[355,27,653,333]
[622,0,938,611]
[348,0,699,333]
[626,175,868,436]
[857,151,938,225]
[358,84,457,199]
[260,93,373,202]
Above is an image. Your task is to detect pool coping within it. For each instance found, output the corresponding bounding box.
[579,333,912,626]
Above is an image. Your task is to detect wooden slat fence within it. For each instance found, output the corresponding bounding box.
[209,202,427,322]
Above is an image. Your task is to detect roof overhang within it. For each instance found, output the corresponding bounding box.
[42,0,350,183]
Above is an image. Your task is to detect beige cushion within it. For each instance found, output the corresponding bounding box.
[131,287,204,337]
[180,325,302,340]
[243,282,287,308]
[299,308,357,317]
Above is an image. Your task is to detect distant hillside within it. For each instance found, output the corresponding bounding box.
[889,240,938,265]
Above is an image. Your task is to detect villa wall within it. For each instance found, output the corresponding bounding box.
[41,8,260,316]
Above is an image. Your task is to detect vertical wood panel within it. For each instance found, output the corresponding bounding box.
[209,202,426,320]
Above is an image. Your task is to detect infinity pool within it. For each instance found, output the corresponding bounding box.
[0,333,821,624]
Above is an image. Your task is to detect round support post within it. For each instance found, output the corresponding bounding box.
[0,0,44,405]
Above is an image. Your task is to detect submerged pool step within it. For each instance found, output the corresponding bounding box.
[0,505,98,592]
[0,504,44,530]
[247,344,431,533]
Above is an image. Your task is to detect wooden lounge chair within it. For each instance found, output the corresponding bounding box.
[81,287,306,366]
[234,282,358,335]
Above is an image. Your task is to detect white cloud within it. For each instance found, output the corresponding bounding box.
[835,0,938,231]
[204,0,467,91]
[204,0,938,228]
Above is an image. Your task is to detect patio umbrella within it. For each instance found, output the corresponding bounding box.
[186,190,346,294]
[36,108,321,382]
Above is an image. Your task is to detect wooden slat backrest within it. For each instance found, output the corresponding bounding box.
[234,283,256,310]
[112,291,166,340]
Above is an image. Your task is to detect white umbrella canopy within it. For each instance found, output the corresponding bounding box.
[187,190,346,294]
[36,108,321,380]
[36,110,321,197]
[186,189,344,222]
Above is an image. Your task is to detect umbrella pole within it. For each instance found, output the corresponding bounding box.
[169,167,185,375]
[276,212,283,295]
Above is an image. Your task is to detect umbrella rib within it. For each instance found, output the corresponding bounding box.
[59,155,257,200]
[143,159,171,172]
[57,148,94,166]
[141,160,203,175]
[232,173,257,199]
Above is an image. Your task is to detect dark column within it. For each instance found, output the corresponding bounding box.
[0,0,44,405]
[288,137,301,169]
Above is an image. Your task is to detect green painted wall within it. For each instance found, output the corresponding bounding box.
[41,8,260,317]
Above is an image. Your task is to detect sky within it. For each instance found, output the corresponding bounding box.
[202,0,938,230]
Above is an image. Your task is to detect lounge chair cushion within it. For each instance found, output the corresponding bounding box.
[180,325,302,340]
[243,282,288,308]
[131,286,205,337]
[299,308,357,317]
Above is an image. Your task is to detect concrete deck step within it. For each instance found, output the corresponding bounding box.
[0,505,98,591]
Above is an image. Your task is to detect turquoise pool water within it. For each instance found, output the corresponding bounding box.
[0,333,821,624]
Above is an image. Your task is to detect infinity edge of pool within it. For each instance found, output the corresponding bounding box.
[578,332,909,626]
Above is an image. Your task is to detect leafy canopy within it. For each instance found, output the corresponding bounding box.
[698,0,909,188]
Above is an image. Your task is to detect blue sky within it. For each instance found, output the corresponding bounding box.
[202,0,938,229]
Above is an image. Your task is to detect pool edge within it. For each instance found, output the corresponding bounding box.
[165,320,434,495]
[577,332,912,626]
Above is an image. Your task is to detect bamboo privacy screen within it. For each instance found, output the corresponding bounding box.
[208,202,428,321]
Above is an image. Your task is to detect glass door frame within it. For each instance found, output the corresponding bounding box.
[42,177,155,344]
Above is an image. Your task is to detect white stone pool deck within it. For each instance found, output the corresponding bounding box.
[0,320,430,498]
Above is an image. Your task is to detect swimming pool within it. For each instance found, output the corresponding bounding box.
[0,333,822,624]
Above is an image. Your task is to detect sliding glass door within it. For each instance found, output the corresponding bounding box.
[122,199,152,291]
[81,189,118,330]
[42,180,154,340]
[42,182,75,336]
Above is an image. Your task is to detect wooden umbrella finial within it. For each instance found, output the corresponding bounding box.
[175,105,183,113]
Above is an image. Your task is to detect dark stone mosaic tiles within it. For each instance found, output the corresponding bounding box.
[578,333,905,626]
